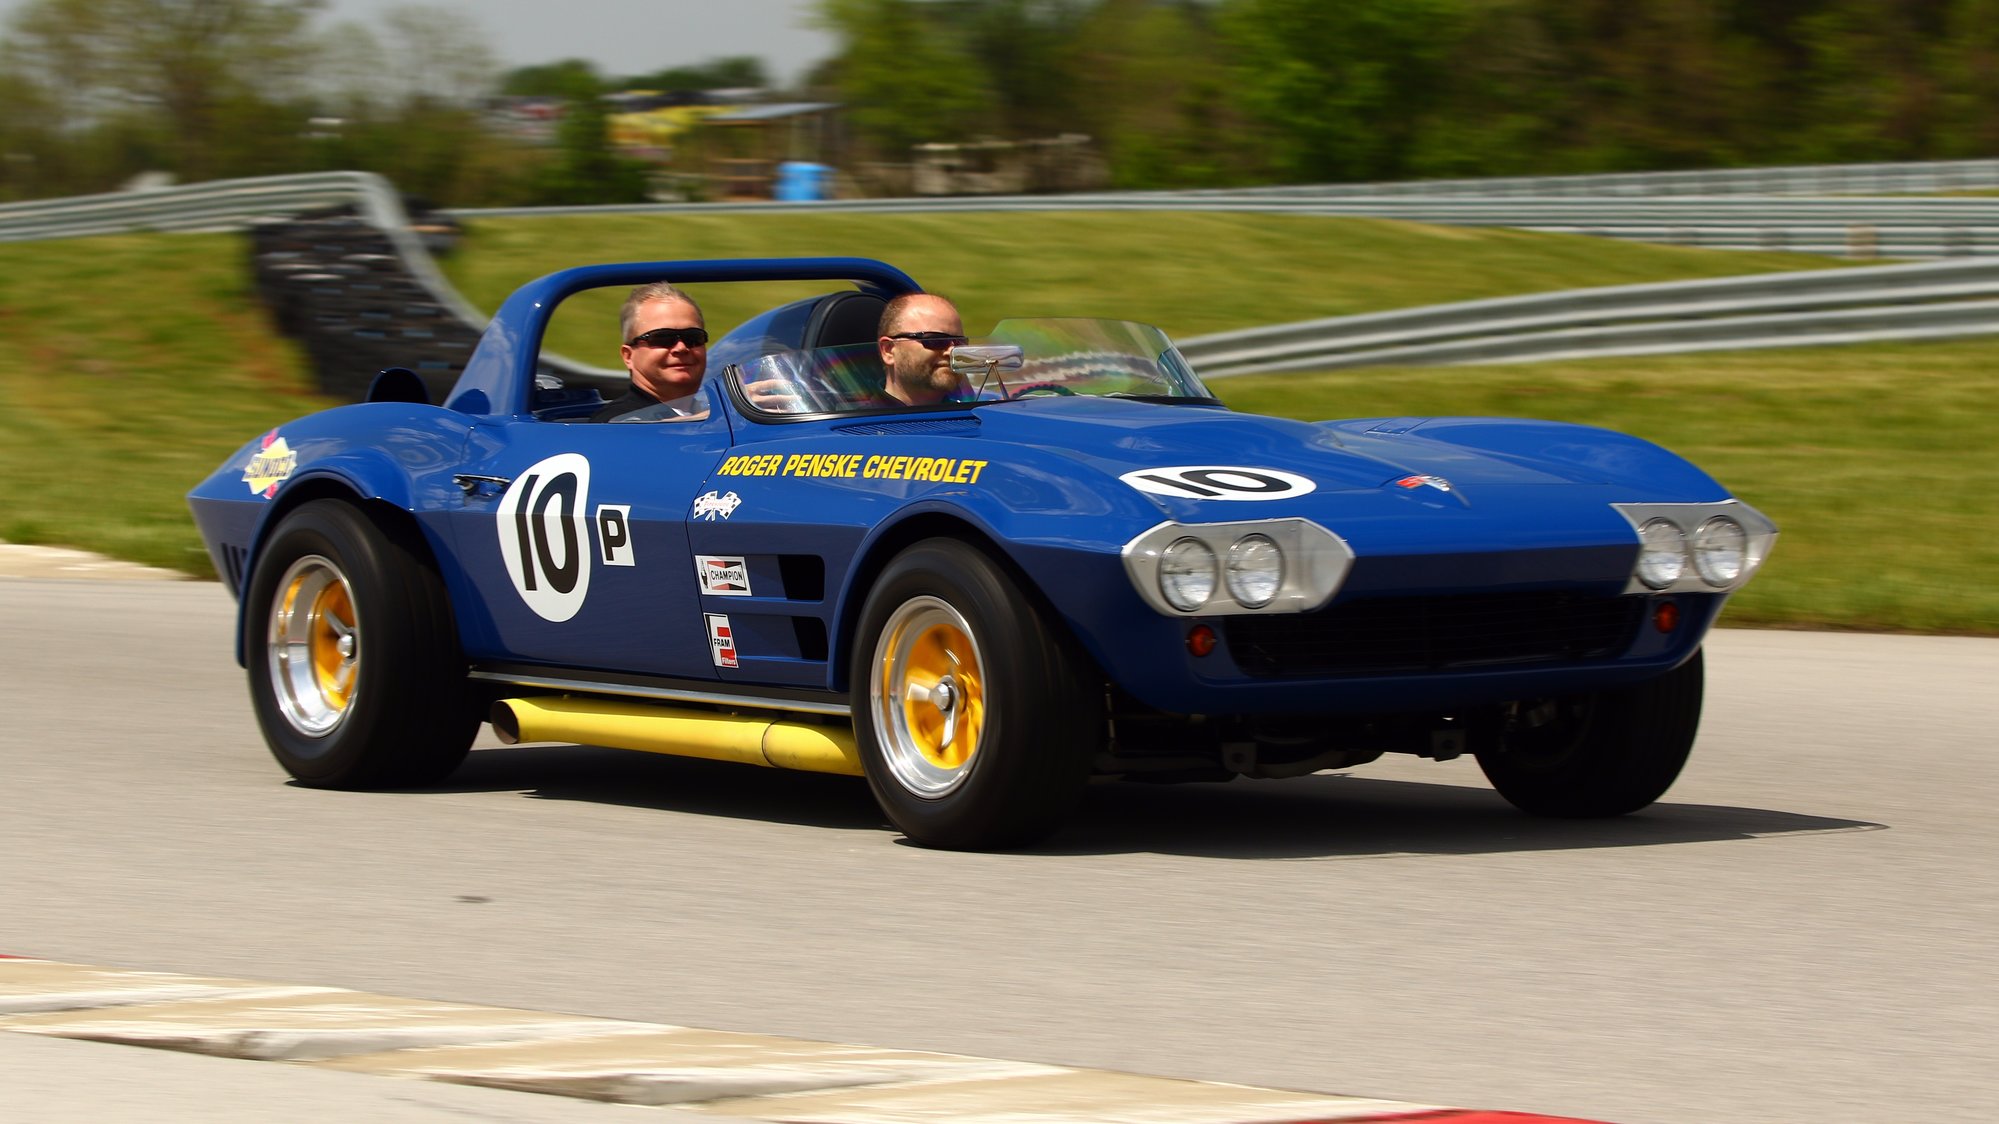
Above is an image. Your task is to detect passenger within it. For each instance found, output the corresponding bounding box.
[592,281,710,422]
[877,293,971,406]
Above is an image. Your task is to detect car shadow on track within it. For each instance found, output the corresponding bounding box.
[1051,772,1882,859]
[430,743,1880,859]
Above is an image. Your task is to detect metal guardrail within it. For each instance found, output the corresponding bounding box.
[1176,256,1999,376]
[1174,158,1999,199]
[0,171,402,240]
[7,167,1999,377]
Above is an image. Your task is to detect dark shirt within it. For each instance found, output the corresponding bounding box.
[589,382,703,422]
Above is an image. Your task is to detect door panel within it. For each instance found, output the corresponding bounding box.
[443,414,731,680]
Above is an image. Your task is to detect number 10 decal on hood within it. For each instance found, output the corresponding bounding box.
[1120,466,1318,501]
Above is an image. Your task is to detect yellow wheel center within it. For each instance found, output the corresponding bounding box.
[899,622,984,770]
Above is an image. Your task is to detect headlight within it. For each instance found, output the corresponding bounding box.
[1158,537,1217,611]
[1636,519,1688,589]
[1692,516,1747,586]
[1123,519,1354,616]
[1225,534,1283,608]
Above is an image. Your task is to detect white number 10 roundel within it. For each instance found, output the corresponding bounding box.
[1119,465,1317,501]
[496,453,593,621]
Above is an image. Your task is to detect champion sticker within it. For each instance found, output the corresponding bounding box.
[495,453,594,622]
[695,555,752,596]
[692,490,742,521]
[705,613,739,668]
[1394,474,1453,493]
[242,430,298,498]
[1120,466,1317,502]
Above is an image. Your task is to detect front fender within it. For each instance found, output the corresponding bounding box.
[187,403,473,666]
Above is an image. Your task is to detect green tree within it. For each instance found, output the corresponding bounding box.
[1936,0,1999,156]
[532,85,650,204]
[1067,0,1248,187]
[0,0,325,182]
[1793,0,1952,160]
[814,0,997,154]
[622,56,769,93]
[500,58,606,99]
[1219,0,1460,182]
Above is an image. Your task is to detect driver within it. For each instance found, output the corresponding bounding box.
[593,281,710,422]
[877,293,970,405]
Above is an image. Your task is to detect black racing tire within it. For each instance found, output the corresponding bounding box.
[1476,649,1705,817]
[244,499,477,788]
[850,538,1102,850]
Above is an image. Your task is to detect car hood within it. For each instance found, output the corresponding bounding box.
[972,399,1718,492]
[951,399,1729,559]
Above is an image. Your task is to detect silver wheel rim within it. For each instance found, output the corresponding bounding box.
[869,595,987,798]
[266,554,359,737]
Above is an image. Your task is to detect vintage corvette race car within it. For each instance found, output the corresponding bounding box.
[189,257,1776,849]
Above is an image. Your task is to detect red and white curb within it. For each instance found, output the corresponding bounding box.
[0,956,1610,1123]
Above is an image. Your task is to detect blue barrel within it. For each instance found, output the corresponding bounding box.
[774,161,832,201]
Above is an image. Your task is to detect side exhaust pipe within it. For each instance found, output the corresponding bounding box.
[491,696,862,777]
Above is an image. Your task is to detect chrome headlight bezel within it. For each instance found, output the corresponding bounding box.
[1122,519,1353,617]
[1612,501,1777,594]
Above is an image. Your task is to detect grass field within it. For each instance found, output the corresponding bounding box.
[1,214,1991,634]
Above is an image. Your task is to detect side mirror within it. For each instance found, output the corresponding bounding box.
[949,345,1025,376]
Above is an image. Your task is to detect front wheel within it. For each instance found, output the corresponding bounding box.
[244,500,477,788]
[851,538,1102,849]
[1476,650,1705,817]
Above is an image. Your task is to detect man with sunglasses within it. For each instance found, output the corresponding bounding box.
[592,281,712,422]
[877,293,971,406]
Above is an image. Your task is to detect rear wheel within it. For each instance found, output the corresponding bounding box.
[1476,649,1704,817]
[852,538,1101,849]
[245,499,477,788]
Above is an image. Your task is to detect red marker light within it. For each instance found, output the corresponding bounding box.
[1653,601,1680,633]
[1186,624,1217,657]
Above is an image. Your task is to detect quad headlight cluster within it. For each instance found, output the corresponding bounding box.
[1123,519,1354,616]
[1613,501,1778,594]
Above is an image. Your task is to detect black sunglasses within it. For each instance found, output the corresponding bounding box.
[885,331,968,351]
[628,326,709,349]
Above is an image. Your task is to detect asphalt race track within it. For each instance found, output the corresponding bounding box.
[3,576,1994,1124]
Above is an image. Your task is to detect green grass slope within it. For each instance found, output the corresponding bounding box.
[0,234,336,574]
[1,213,1990,634]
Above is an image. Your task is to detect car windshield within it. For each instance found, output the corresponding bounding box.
[735,317,1216,417]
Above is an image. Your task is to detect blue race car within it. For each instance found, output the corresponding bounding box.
[189,257,1777,850]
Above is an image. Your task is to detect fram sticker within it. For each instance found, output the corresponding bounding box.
[496,453,594,622]
[1120,466,1316,501]
[692,490,742,520]
[695,555,752,596]
[705,613,738,668]
[242,430,298,498]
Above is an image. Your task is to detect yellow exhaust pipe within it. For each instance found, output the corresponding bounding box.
[490,696,863,777]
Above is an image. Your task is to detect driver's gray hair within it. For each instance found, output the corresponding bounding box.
[621,281,704,341]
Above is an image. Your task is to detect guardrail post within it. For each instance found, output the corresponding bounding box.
[1847,224,1877,259]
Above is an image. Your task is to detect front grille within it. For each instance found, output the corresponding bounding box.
[1224,591,1643,678]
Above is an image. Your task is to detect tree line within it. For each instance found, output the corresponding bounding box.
[3,0,1996,206]
[820,0,1999,187]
